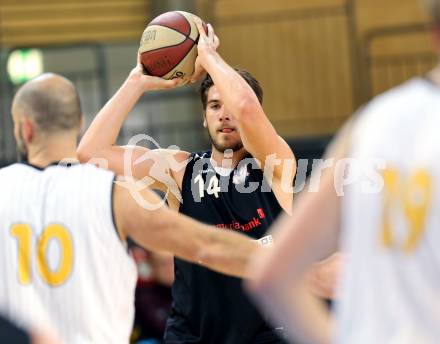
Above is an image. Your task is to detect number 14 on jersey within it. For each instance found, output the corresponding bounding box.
[194,174,221,198]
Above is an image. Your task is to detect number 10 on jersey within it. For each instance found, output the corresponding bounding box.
[10,224,74,287]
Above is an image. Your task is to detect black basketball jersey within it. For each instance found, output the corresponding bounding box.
[164,151,285,344]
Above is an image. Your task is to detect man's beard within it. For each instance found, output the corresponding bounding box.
[207,129,244,153]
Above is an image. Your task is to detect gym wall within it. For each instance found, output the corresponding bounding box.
[0,0,436,164]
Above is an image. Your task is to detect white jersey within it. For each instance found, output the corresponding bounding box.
[0,163,137,344]
[337,78,440,344]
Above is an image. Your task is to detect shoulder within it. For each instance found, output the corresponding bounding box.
[156,149,193,191]
[0,163,41,180]
[69,162,115,177]
[41,163,116,193]
[191,150,211,161]
[361,78,434,118]
[352,78,434,136]
[178,151,212,169]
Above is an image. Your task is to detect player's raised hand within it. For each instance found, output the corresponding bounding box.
[195,19,219,55]
[129,54,181,91]
[190,18,220,83]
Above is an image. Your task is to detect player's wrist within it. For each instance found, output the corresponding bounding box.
[197,49,218,73]
[126,71,149,94]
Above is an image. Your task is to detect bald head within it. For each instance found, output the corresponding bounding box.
[12,73,82,134]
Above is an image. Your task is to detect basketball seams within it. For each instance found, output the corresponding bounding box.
[159,39,194,76]
[152,23,196,43]
[178,11,202,42]
[169,42,198,77]
[162,44,197,80]
[140,36,194,55]
[150,11,191,35]
[176,11,197,41]
[140,11,203,80]
[143,38,195,77]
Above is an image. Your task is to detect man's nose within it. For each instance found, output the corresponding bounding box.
[219,110,231,122]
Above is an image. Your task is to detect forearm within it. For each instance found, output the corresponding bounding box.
[200,51,261,118]
[78,74,144,159]
[164,211,259,278]
[129,204,258,278]
[197,229,259,278]
[246,174,340,342]
[247,237,334,342]
[162,213,259,278]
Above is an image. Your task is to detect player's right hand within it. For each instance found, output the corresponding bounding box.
[190,18,220,83]
[129,54,182,92]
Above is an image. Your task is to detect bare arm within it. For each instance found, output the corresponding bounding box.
[246,171,339,343]
[77,63,188,190]
[245,119,354,343]
[193,19,295,181]
[113,179,259,278]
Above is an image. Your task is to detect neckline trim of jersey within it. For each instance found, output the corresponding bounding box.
[210,158,234,177]
[207,152,254,177]
[21,161,78,171]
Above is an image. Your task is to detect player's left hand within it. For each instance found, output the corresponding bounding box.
[307,253,343,300]
[190,18,220,83]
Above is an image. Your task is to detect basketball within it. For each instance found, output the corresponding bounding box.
[139,11,208,83]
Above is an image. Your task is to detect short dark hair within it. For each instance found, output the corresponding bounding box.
[200,68,263,109]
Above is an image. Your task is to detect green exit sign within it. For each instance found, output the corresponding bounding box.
[7,49,43,85]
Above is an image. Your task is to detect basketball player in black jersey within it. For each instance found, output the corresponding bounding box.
[78,19,337,343]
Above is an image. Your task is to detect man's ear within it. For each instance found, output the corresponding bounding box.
[21,117,34,144]
[203,115,207,128]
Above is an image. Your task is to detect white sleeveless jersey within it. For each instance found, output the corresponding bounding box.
[336,78,440,344]
[0,163,137,344]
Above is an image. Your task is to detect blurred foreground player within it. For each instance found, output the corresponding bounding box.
[248,1,440,342]
[0,74,265,344]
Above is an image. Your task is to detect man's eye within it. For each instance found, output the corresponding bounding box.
[210,104,220,110]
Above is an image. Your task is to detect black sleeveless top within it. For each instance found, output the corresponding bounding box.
[164,151,285,343]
